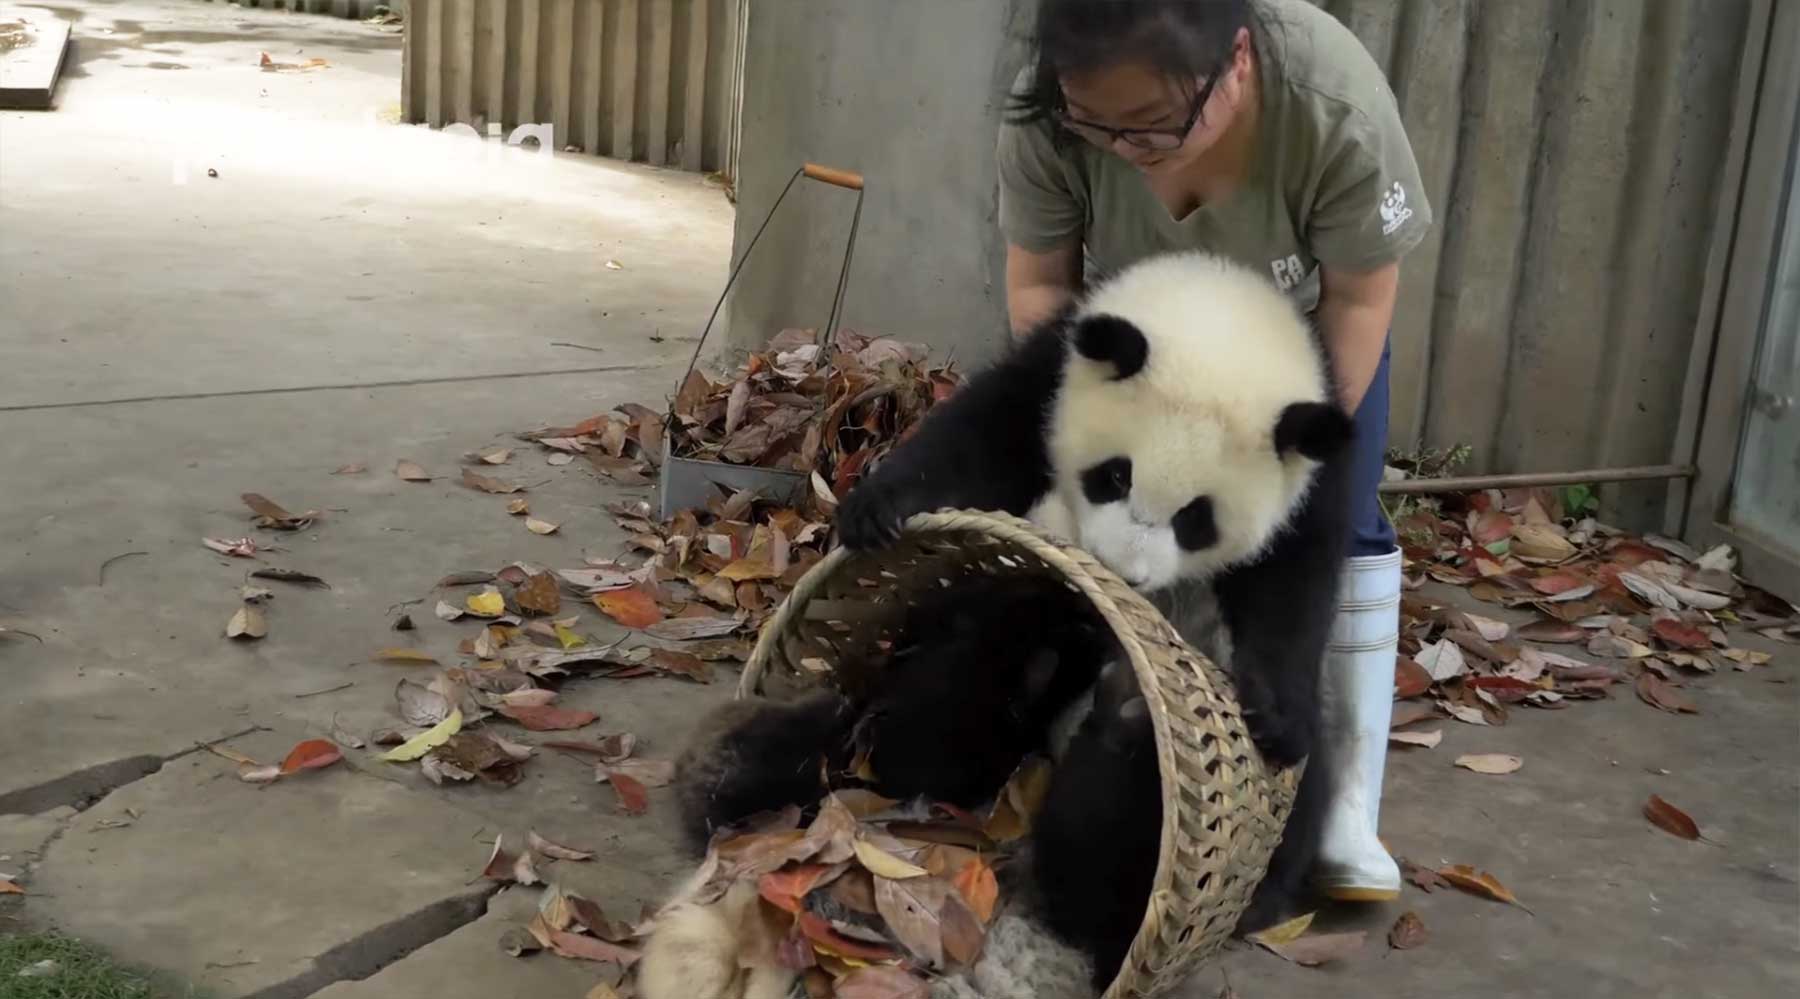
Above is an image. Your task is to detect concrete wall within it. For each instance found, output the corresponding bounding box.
[721,0,1755,525]
[720,0,1033,361]
[400,0,743,172]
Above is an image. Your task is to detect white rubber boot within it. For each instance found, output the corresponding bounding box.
[1312,546,1403,901]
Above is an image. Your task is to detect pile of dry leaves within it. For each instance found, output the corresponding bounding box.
[1389,486,1796,738]
[491,760,1046,998]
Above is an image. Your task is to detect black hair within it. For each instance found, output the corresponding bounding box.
[1006,0,1257,131]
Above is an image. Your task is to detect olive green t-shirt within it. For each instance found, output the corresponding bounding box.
[996,0,1432,314]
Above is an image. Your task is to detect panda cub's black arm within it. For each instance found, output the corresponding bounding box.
[836,319,1068,549]
[1213,462,1354,769]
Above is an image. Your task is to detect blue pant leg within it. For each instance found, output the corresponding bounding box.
[1346,337,1396,557]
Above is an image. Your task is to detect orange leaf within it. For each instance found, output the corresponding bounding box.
[1530,571,1588,595]
[1436,864,1532,913]
[279,738,343,775]
[497,704,598,731]
[951,857,998,924]
[1394,656,1432,698]
[611,772,649,815]
[796,911,900,963]
[0,880,23,895]
[594,586,664,629]
[759,863,837,914]
[1650,616,1711,651]
[1643,794,1701,841]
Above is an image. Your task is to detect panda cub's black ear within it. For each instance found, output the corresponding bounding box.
[1072,315,1148,381]
[1274,401,1355,461]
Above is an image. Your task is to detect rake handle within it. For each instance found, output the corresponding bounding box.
[802,162,864,190]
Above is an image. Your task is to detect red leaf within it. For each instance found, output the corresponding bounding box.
[1394,656,1432,699]
[1472,511,1513,545]
[1643,794,1701,841]
[1634,672,1698,714]
[759,863,838,914]
[795,911,900,963]
[611,772,649,815]
[1651,616,1711,651]
[279,739,343,775]
[593,585,664,629]
[1530,571,1588,595]
[1518,619,1586,643]
[498,704,598,731]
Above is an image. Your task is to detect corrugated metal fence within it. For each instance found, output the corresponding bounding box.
[398,0,744,174]
[1336,0,1752,490]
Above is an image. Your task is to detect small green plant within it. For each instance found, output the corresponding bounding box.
[1558,483,1600,518]
[0,931,208,999]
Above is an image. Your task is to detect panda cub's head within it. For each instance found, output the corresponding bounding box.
[1045,252,1354,591]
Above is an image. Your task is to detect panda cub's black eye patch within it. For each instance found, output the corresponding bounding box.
[1080,457,1132,504]
[1172,496,1219,552]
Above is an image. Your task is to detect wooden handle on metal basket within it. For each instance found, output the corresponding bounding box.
[802,162,864,190]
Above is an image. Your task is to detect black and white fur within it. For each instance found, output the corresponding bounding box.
[642,252,1356,997]
[839,251,1356,965]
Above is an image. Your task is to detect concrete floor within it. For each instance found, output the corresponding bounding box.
[1,4,1797,999]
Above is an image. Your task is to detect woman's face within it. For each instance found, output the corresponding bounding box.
[1056,29,1251,176]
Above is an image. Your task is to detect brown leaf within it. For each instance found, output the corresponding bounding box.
[544,733,637,762]
[647,648,712,683]
[1389,729,1443,749]
[546,929,641,967]
[516,572,562,616]
[1589,633,1654,659]
[610,772,649,815]
[874,875,948,969]
[1388,911,1428,951]
[1390,700,1442,729]
[1643,794,1702,841]
[241,492,319,529]
[498,704,598,731]
[225,606,267,640]
[396,460,432,481]
[1437,864,1531,913]
[1400,857,1449,892]
[594,586,663,629]
[600,759,676,788]
[1635,672,1698,714]
[1650,616,1711,651]
[462,467,526,494]
[374,648,439,666]
[1394,656,1432,698]
[645,616,741,641]
[1257,930,1367,967]
[396,679,453,726]
[1518,619,1586,643]
[834,966,928,999]
[527,830,594,861]
[437,570,496,588]
[1454,753,1522,775]
[250,567,329,588]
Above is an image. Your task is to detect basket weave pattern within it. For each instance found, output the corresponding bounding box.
[738,510,1298,998]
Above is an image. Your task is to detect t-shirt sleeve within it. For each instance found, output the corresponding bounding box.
[995,118,1086,253]
[1304,99,1432,271]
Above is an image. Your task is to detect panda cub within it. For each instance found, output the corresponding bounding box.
[837,250,1357,965]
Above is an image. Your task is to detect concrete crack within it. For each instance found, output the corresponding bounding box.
[248,885,502,999]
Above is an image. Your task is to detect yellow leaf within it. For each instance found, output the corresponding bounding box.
[852,839,927,880]
[379,707,463,762]
[466,590,505,617]
[374,648,439,665]
[1246,911,1315,946]
[554,624,586,650]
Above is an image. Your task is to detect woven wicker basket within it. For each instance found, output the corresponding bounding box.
[738,509,1300,999]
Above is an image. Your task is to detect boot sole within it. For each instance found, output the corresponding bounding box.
[1321,885,1401,902]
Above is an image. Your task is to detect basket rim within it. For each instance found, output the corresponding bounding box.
[736,508,1267,999]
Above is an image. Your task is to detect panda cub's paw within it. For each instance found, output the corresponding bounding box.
[836,478,919,550]
[1234,671,1312,770]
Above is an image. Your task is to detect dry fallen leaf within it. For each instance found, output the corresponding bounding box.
[332,462,367,475]
[378,707,463,762]
[241,492,320,529]
[1399,857,1449,892]
[1246,911,1314,946]
[478,448,511,465]
[1389,729,1443,749]
[507,498,530,516]
[467,589,507,618]
[374,648,439,666]
[951,857,998,924]
[515,572,562,616]
[1454,753,1523,775]
[1635,672,1699,714]
[203,536,258,557]
[1437,864,1531,913]
[594,586,663,629]
[644,616,741,641]
[396,460,432,482]
[250,567,329,588]
[874,875,948,970]
[853,839,928,879]
[528,830,594,861]
[463,467,526,494]
[525,518,561,535]
[1416,640,1467,681]
[1257,930,1367,967]
[499,704,597,731]
[1650,616,1712,651]
[226,606,267,640]
[1388,911,1428,950]
[1643,794,1702,841]
[279,738,343,775]
[610,771,649,815]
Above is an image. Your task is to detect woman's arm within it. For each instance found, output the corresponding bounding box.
[1316,259,1399,412]
[1005,241,1083,337]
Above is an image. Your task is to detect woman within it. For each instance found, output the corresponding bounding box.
[998,0,1431,903]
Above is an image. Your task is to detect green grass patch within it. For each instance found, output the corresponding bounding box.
[0,931,206,999]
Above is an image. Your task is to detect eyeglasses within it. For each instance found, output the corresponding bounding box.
[1053,75,1217,151]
